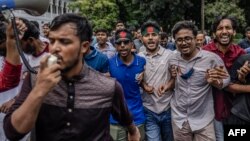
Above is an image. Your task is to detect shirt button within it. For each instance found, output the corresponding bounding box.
[69,83,72,86]
[66,122,71,126]
[68,108,72,113]
[69,96,73,99]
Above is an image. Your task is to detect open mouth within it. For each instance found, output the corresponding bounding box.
[220,35,230,43]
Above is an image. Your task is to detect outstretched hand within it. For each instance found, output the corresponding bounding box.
[237,61,250,83]
[206,66,228,88]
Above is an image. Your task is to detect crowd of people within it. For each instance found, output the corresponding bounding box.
[0,12,250,141]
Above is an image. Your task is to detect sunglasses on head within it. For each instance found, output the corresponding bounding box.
[115,40,130,45]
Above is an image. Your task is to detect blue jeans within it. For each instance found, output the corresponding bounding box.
[214,119,224,141]
[144,107,173,141]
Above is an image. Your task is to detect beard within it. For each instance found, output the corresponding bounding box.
[61,48,81,74]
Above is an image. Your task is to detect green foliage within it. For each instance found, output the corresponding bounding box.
[205,0,246,31]
[116,0,194,32]
[233,33,243,44]
[68,0,249,35]
[69,0,119,31]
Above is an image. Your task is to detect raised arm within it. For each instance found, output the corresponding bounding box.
[4,55,61,140]
[0,19,27,92]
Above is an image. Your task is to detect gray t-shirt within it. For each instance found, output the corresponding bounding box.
[138,47,174,114]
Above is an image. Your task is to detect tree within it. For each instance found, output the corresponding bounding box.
[204,0,246,32]
[69,0,119,31]
[116,0,194,33]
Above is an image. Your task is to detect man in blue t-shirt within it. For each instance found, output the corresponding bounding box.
[109,29,146,141]
[84,46,109,73]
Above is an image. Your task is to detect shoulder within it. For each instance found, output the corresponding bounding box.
[136,54,146,62]
[97,51,109,60]
[235,54,250,62]
[231,44,246,54]
[137,52,146,58]
[134,54,146,66]
[88,67,116,84]
[162,48,175,58]
[200,50,221,60]
[108,55,117,63]
[203,42,215,50]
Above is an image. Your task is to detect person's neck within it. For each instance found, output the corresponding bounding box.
[99,43,107,50]
[216,42,231,54]
[146,46,160,56]
[63,61,83,80]
[120,53,134,66]
[35,40,47,55]
[182,48,199,61]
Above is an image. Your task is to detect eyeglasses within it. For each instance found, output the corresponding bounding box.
[175,36,194,45]
[115,40,130,45]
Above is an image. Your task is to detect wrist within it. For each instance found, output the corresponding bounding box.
[31,86,49,99]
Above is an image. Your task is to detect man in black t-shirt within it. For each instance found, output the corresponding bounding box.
[226,54,250,125]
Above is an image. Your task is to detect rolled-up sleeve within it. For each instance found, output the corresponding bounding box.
[0,59,22,92]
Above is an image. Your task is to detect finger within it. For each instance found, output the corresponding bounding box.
[49,64,62,74]
[208,74,227,79]
[40,54,50,70]
[209,70,228,77]
[241,67,248,74]
[237,70,245,77]
[210,70,228,77]
[54,75,62,84]
[243,60,249,67]
[157,89,161,96]
[214,66,225,72]
[2,106,7,113]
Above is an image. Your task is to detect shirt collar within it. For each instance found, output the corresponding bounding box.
[209,41,235,53]
[176,47,202,62]
[95,42,114,50]
[115,53,138,67]
[143,45,165,57]
[63,63,88,82]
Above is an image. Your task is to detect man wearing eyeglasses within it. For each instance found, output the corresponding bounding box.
[138,21,174,141]
[165,20,230,141]
[109,29,146,141]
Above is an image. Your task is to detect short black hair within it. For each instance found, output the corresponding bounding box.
[245,27,250,33]
[159,32,168,39]
[42,22,50,28]
[20,18,40,40]
[50,13,92,42]
[211,15,238,33]
[95,28,108,35]
[30,20,39,29]
[140,20,161,35]
[172,21,198,39]
[116,20,125,26]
